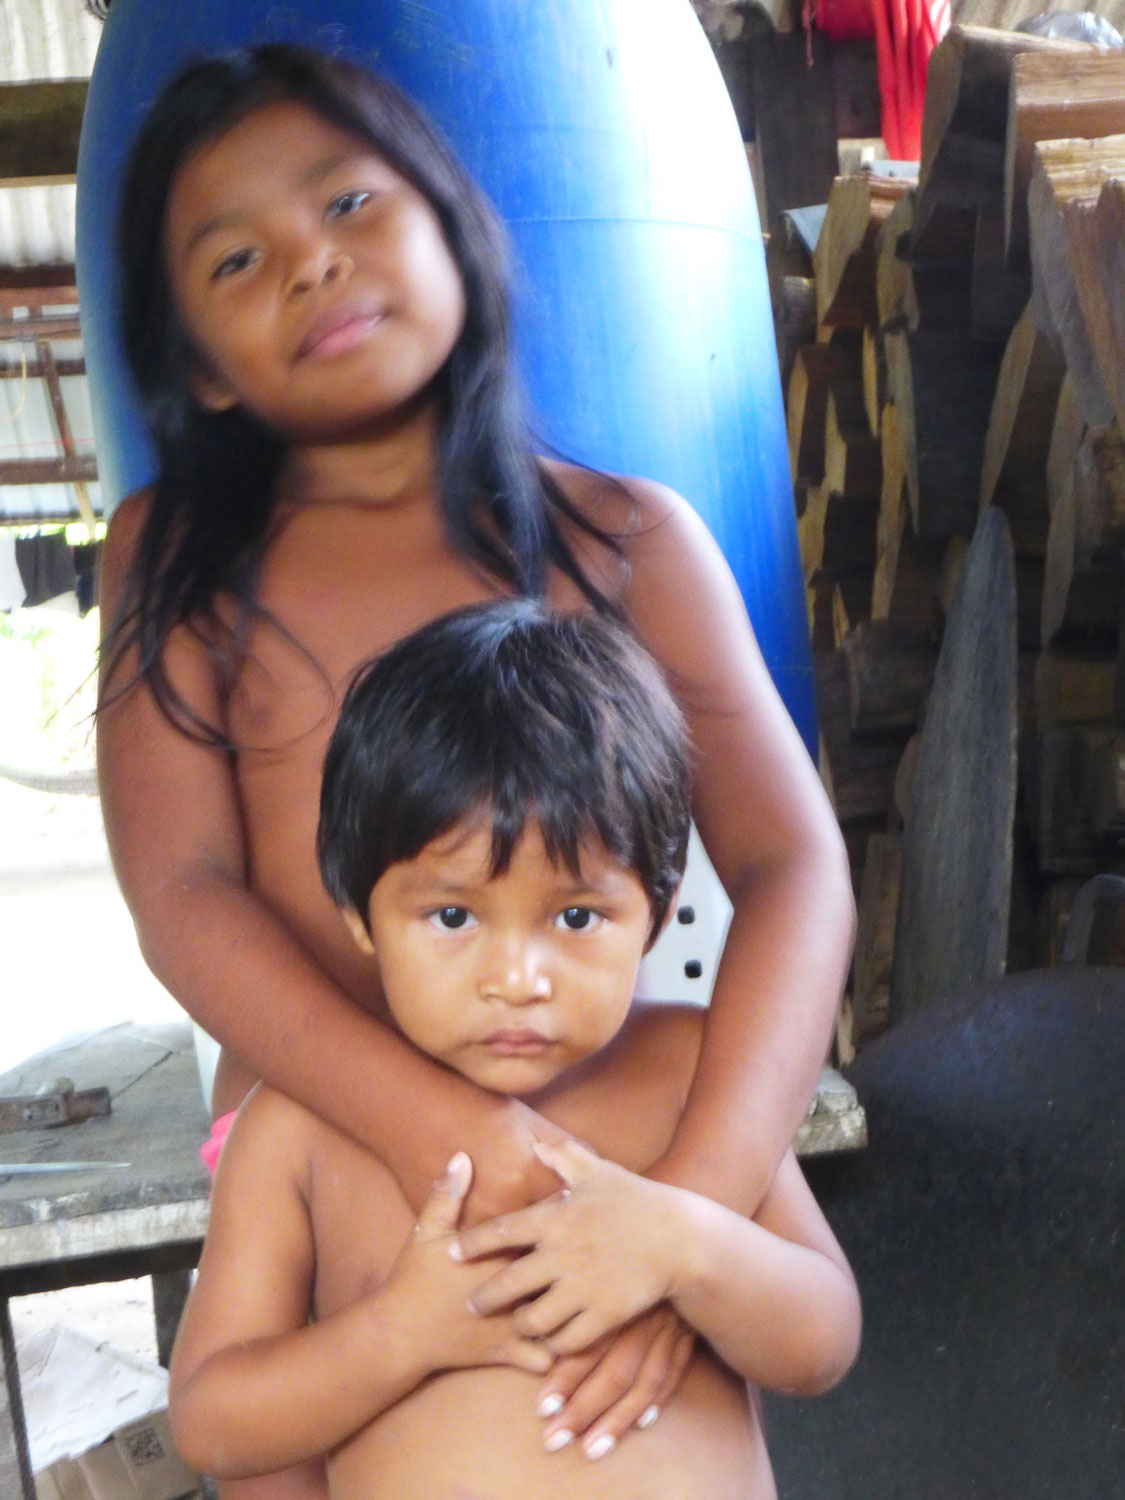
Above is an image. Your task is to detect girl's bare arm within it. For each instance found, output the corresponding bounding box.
[619,478,855,1216]
[97,491,563,1222]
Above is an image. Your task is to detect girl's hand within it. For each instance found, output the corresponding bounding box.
[388,1153,553,1378]
[534,1308,695,1459]
[453,1139,691,1352]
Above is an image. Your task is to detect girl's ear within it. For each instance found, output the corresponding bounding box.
[189,362,239,413]
[342,906,376,956]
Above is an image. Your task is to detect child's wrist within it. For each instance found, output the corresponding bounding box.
[664,1189,723,1310]
[363,1282,443,1389]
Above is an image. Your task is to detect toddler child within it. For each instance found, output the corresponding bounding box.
[168,599,860,1500]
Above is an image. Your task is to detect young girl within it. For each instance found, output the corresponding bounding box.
[97,42,853,1479]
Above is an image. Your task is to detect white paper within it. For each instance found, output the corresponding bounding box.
[17,1324,169,1472]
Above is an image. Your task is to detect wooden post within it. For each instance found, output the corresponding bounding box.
[891,508,1018,1023]
[751,30,839,225]
[0,1301,34,1500]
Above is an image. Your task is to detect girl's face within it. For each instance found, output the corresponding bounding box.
[163,99,466,441]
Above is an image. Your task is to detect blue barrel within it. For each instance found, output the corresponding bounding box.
[77,0,815,748]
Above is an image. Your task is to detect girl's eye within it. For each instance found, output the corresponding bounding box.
[556,907,602,932]
[212,248,257,280]
[428,907,476,931]
[327,190,372,219]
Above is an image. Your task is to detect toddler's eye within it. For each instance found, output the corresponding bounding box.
[327,190,372,219]
[212,247,257,280]
[556,907,602,932]
[428,907,476,931]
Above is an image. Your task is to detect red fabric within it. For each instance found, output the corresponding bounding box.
[813,0,950,161]
[815,0,875,40]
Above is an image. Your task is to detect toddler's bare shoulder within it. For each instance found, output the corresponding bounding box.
[619,1001,705,1100]
[230,1083,351,1164]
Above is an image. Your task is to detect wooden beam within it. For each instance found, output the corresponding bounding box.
[0,456,97,485]
[0,266,78,313]
[37,340,97,534]
[0,358,84,379]
[0,314,81,342]
[0,80,87,185]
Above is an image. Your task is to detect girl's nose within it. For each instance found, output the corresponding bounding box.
[285,239,353,298]
[480,938,552,1005]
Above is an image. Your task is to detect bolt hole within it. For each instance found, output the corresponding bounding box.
[677,906,696,925]
[684,959,703,980]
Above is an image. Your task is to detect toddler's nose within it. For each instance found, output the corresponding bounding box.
[481,938,551,1005]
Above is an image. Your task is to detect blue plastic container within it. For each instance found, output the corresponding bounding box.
[77,0,815,747]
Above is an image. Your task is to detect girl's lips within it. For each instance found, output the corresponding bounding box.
[297,307,384,360]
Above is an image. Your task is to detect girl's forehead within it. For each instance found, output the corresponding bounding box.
[166,98,394,234]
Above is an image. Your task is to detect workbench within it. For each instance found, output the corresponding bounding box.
[0,1023,210,1500]
[0,1022,865,1498]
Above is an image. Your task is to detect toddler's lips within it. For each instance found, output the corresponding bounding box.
[481,1030,552,1056]
[297,308,384,360]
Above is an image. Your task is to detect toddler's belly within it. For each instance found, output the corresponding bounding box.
[328,1354,774,1500]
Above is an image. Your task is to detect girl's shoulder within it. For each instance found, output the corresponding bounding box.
[543,457,685,540]
[106,483,156,537]
[102,485,155,572]
[543,459,746,630]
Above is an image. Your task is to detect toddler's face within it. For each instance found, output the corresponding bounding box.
[346,819,655,1099]
[163,98,465,440]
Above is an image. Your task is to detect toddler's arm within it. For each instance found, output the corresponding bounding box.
[460,1139,862,1398]
[170,1093,549,1479]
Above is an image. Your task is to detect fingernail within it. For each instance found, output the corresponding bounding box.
[637,1405,661,1429]
[543,1429,573,1453]
[584,1433,616,1461]
[441,1151,468,1185]
[447,1240,463,1261]
[537,1393,565,1418]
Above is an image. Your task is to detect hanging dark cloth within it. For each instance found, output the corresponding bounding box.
[14,531,77,608]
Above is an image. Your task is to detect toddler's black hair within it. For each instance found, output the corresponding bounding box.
[318,601,692,942]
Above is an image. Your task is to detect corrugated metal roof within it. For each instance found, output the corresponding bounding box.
[0,0,102,525]
[0,0,100,83]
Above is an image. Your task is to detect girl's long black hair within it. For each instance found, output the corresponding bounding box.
[101,43,623,745]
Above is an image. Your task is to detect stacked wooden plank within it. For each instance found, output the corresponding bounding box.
[772,24,1125,1055]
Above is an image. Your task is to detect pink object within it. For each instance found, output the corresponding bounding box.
[201,1110,238,1177]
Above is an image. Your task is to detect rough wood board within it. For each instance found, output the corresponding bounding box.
[891,507,1018,1023]
[1029,136,1125,428]
[751,29,839,225]
[1005,50,1125,265]
[0,1023,210,1261]
[979,301,1064,552]
[0,80,87,185]
[1068,177,1125,440]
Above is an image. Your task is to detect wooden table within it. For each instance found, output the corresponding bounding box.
[0,1023,210,1500]
[0,1024,864,1498]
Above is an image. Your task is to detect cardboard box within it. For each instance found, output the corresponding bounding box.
[16,1325,200,1500]
[35,1409,200,1500]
